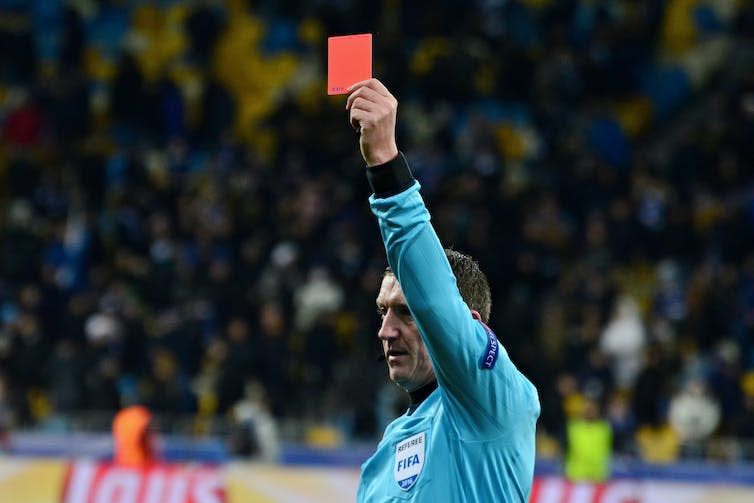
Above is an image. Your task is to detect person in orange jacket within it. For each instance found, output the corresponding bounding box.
[112,405,156,467]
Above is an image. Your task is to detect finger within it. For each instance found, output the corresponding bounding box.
[350,108,368,131]
[349,97,392,131]
[349,104,383,128]
[365,79,393,98]
[349,102,389,130]
[346,85,376,110]
[346,86,389,111]
[347,78,393,98]
[350,96,382,114]
[346,79,374,93]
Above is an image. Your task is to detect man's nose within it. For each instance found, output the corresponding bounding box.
[378,310,399,341]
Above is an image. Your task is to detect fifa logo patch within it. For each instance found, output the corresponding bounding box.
[394,431,425,491]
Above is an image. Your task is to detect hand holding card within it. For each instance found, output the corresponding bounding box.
[346,79,399,166]
[328,33,372,95]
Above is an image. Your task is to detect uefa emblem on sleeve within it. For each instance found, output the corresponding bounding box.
[394,431,425,491]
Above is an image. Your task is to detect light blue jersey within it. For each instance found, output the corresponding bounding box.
[358,181,540,502]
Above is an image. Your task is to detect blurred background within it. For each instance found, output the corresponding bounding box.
[0,0,753,502]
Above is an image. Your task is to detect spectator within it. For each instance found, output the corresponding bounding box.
[633,347,672,427]
[112,405,157,467]
[635,421,681,464]
[293,266,344,332]
[668,379,722,458]
[0,0,751,464]
[216,317,255,413]
[732,372,754,458]
[0,374,17,451]
[600,295,647,389]
[228,380,279,462]
[565,395,612,483]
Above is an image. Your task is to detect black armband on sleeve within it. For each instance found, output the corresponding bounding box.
[366,152,414,198]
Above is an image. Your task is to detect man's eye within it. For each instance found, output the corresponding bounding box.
[396,306,413,320]
[377,306,387,318]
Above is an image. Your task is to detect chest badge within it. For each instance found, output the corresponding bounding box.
[394,431,426,491]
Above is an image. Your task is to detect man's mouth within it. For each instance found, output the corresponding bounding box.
[386,349,408,361]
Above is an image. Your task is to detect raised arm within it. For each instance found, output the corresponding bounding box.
[348,80,539,437]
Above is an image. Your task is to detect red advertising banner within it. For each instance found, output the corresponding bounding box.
[1,458,747,503]
[530,477,638,503]
[62,461,226,503]
[526,476,748,503]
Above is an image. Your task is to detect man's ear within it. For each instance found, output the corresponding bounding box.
[470,309,482,321]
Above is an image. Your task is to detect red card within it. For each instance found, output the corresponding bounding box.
[327,33,372,95]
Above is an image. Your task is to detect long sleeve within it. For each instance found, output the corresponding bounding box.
[369,176,539,439]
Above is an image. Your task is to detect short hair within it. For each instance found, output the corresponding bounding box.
[385,248,492,323]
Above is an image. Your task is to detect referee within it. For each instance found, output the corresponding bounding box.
[347,79,540,502]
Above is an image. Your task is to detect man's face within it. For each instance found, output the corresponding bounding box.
[376,273,435,391]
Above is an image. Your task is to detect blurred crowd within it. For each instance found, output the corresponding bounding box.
[0,0,753,465]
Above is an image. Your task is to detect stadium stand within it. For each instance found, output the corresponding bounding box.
[0,0,753,480]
